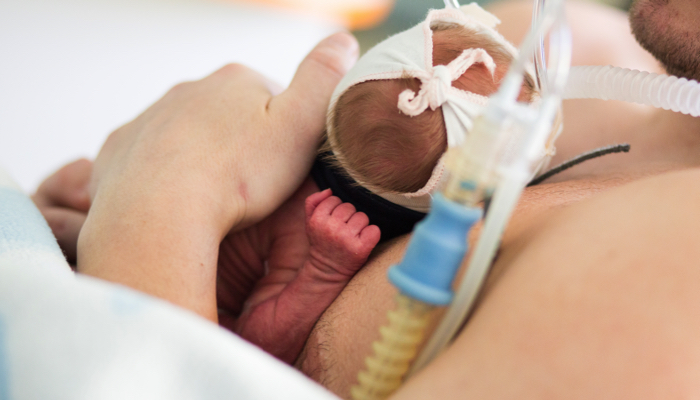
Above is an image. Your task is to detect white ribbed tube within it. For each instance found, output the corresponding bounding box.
[564,65,700,117]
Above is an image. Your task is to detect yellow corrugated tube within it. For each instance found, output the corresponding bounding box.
[351,191,482,399]
[350,294,433,400]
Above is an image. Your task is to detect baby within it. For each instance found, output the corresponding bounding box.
[313,4,540,240]
[219,4,542,364]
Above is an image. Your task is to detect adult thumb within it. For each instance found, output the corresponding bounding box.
[271,32,359,135]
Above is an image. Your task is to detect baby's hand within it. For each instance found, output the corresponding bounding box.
[234,189,380,364]
[304,189,381,278]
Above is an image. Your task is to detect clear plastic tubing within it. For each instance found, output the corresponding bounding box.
[565,65,700,117]
[443,0,460,8]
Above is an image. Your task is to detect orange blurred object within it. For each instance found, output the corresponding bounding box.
[235,0,396,30]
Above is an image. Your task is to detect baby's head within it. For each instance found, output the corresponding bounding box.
[326,6,542,201]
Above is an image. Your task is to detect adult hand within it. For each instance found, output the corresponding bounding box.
[77,33,359,322]
[32,158,93,265]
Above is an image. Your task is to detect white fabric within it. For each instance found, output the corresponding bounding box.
[0,167,339,400]
[326,4,520,212]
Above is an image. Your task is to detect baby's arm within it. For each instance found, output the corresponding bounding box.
[236,189,380,363]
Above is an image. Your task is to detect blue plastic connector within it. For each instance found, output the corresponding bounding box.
[387,193,482,305]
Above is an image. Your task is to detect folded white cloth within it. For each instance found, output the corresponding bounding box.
[0,166,338,400]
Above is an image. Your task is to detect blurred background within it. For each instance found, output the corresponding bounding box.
[234,0,632,51]
[0,0,630,192]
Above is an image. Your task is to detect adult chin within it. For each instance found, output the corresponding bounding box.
[629,0,700,81]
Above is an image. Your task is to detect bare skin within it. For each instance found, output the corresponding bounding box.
[418,169,700,399]
[33,161,383,367]
[32,0,700,397]
[74,32,362,339]
[295,176,635,396]
[295,0,700,398]
[298,149,700,399]
[217,178,380,363]
[32,158,92,266]
[347,168,700,400]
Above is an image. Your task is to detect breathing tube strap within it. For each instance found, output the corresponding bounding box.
[310,152,426,243]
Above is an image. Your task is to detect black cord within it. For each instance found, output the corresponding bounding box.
[528,143,631,187]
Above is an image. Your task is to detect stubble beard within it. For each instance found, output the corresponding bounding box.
[629,0,700,81]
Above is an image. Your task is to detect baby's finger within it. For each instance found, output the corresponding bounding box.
[346,211,370,234]
[311,195,343,219]
[330,202,356,223]
[304,189,333,222]
[42,207,88,263]
[359,225,381,247]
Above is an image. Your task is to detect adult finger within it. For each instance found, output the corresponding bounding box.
[33,159,92,211]
[42,207,88,263]
[270,32,359,134]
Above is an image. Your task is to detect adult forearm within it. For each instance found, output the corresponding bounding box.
[74,32,358,326]
[77,178,224,322]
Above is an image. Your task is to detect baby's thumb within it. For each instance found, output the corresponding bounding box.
[272,32,358,136]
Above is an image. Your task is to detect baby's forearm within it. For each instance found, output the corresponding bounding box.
[236,261,352,363]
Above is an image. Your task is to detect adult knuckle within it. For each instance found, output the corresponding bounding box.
[216,63,248,77]
[167,81,193,95]
[54,166,74,187]
[101,128,122,151]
